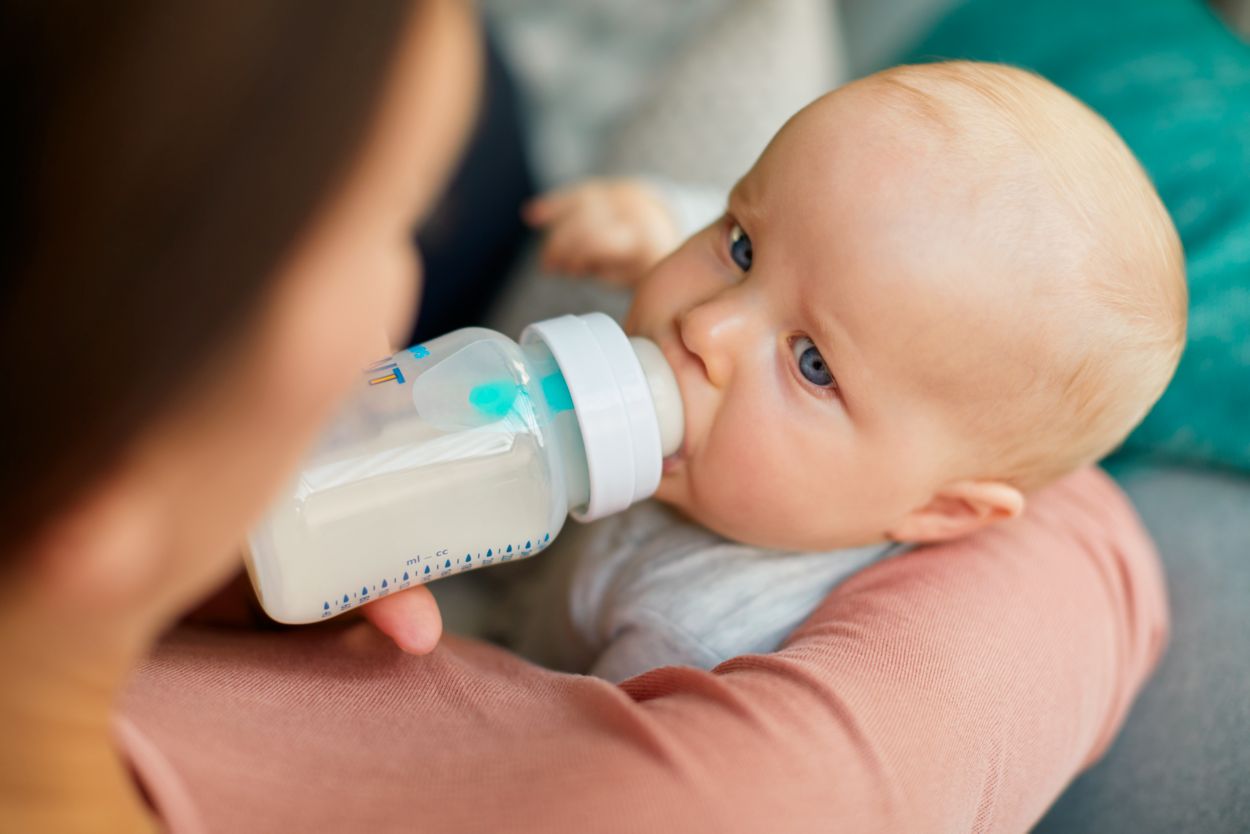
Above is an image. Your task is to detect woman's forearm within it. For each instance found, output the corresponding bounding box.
[121,467,1166,833]
[481,466,1167,833]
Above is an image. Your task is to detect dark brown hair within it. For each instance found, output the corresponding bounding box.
[0,1,412,550]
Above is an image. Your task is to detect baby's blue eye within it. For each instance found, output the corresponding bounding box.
[792,336,835,388]
[728,223,752,271]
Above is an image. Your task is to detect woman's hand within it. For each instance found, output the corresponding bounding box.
[524,178,681,287]
[185,566,444,654]
[359,585,443,654]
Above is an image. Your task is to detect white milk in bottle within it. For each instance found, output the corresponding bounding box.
[245,313,683,623]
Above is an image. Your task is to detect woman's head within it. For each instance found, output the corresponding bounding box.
[1,2,463,625]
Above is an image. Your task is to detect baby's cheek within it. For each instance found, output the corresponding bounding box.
[689,440,786,533]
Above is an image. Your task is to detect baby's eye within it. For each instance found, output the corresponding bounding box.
[728,222,753,271]
[791,336,836,389]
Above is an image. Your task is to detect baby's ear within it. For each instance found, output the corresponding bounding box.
[885,480,1025,543]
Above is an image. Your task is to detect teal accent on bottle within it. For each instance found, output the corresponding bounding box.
[540,372,574,413]
[468,380,519,418]
[467,370,573,421]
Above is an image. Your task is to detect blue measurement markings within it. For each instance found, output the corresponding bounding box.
[327,530,557,616]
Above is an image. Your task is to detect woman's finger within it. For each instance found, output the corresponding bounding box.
[361,585,444,655]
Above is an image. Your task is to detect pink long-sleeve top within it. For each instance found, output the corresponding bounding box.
[118,467,1168,833]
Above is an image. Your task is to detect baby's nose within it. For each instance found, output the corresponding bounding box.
[678,297,751,389]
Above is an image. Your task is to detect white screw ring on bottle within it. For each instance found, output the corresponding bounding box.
[522,313,664,521]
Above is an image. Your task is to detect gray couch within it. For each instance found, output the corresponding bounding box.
[1035,464,1250,832]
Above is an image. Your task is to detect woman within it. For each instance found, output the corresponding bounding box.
[0,2,1167,832]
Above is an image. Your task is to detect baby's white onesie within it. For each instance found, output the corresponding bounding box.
[506,501,901,683]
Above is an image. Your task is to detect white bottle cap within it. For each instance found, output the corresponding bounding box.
[522,313,683,522]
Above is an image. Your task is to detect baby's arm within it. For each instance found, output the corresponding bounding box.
[523,177,723,286]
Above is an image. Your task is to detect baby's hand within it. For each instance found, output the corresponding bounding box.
[523,178,681,287]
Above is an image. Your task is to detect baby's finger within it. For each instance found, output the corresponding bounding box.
[361,585,444,655]
[584,223,637,264]
[583,224,648,278]
[522,185,586,227]
[540,215,608,274]
[598,262,647,288]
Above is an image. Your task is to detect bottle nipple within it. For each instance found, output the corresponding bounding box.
[628,337,683,458]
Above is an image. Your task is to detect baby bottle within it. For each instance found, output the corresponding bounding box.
[245,313,683,624]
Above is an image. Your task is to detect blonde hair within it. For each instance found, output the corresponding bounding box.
[869,62,1187,490]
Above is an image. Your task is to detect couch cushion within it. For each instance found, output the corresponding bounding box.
[905,0,1250,471]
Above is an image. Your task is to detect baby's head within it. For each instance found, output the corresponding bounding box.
[627,61,1186,550]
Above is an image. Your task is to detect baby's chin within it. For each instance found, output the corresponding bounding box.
[652,466,885,551]
[652,467,744,541]
[652,466,684,506]
[652,462,714,527]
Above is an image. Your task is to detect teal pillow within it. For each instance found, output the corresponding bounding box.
[904,0,1250,472]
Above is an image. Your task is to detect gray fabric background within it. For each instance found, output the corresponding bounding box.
[1036,464,1250,833]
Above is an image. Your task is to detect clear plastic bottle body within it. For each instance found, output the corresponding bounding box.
[246,328,589,624]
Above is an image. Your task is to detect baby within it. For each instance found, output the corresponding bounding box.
[501,61,1186,682]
